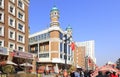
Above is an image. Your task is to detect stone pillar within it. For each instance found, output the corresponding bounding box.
[32,55,37,73]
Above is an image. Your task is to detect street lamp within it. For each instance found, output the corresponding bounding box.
[85,56,87,70]
[36,61,38,77]
[63,26,72,70]
[63,34,67,70]
[35,55,38,77]
[85,56,89,71]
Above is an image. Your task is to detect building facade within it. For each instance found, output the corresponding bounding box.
[74,46,86,69]
[76,40,96,63]
[0,0,35,73]
[0,0,29,52]
[76,40,96,70]
[29,6,74,73]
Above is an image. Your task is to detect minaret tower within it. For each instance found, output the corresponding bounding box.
[50,6,59,27]
[49,6,60,62]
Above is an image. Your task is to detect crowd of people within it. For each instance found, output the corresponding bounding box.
[68,68,120,77]
[96,71,119,77]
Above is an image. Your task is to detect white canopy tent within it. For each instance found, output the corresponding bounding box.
[6,60,17,66]
[20,62,33,67]
[54,64,59,74]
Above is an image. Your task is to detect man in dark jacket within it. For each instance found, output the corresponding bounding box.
[104,71,111,77]
[96,71,104,77]
[70,71,75,77]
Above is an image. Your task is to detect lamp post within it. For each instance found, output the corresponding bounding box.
[63,34,67,70]
[36,61,38,77]
[35,54,38,77]
[85,56,89,71]
[63,26,72,70]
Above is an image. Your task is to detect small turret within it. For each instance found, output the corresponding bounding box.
[66,25,72,36]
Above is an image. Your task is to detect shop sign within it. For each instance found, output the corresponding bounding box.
[0,47,8,55]
[14,50,33,59]
[39,53,49,58]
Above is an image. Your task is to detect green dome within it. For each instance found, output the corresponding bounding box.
[51,6,59,11]
[66,25,72,30]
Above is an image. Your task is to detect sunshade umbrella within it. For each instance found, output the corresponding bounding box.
[45,65,49,71]
[76,65,81,68]
[6,60,17,66]
[20,62,33,67]
[54,64,59,74]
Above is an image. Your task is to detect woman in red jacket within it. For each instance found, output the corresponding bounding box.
[111,72,118,77]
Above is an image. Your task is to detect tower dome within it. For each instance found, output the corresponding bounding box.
[51,6,59,12]
[66,25,72,31]
[66,25,72,36]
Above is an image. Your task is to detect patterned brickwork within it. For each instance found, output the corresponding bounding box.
[50,31,59,38]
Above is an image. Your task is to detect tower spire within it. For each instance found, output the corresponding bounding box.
[50,6,60,27]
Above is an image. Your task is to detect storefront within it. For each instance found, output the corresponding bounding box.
[0,47,8,65]
[12,50,34,73]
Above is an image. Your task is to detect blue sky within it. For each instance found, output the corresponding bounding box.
[29,0,120,66]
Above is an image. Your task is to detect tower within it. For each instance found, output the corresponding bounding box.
[49,6,61,60]
[50,6,59,27]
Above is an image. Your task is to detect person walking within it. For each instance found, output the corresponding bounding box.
[63,69,68,77]
[74,69,80,77]
[70,70,75,77]
[96,71,104,77]
[104,71,111,77]
[80,71,84,77]
[111,72,118,77]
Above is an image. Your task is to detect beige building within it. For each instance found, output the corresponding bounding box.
[29,6,74,73]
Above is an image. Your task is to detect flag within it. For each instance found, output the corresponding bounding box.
[88,58,91,64]
[87,57,92,64]
[70,42,75,51]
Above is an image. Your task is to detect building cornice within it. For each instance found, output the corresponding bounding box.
[29,26,64,38]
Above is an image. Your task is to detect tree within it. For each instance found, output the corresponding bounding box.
[68,65,76,73]
[2,65,15,74]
